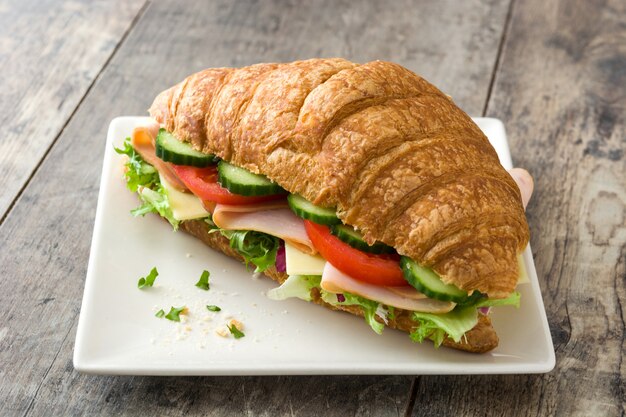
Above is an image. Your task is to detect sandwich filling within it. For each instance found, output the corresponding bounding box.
[116,122,524,347]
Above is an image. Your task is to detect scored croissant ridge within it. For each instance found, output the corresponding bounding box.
[150,58,530,299]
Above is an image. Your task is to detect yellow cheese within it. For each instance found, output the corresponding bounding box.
[159,174,209,221]
[285,241,326,276]
[517,254,529,284]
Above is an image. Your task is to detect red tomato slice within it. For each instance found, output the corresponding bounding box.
[304,220,408,287]
[171,165,285,205]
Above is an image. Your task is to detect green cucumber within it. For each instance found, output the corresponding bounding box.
[217,161,286,196]
[400,257,468,302]
[287,194,340,225]
[155,129,218,167]
[331,224,395,254]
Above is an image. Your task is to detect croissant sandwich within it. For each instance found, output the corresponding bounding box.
[116,58,533,353]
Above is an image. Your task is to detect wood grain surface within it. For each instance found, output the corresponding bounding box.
[0,0,146,221]
[0,0,623,416]
[410,0,626,416]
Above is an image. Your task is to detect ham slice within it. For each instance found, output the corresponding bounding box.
[131,122,188,192]
[386,285,428,300]
[508,168,533,209]
[212,204,317,254]
[321,263,455,313]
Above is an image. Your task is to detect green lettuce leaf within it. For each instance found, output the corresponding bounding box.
[114,137,158,192]
[220,230,279,273]
[266,275,321,301]
[321,291,387,335]
[411,307,478,346]
[132,185,179,229]
[115,137,179,229]
[474,291,521,308]
[204,215,220,231]
[409,292,522,346]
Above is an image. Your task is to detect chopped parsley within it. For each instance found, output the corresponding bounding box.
[195,270,210,290]
[137,267,159,289]
[206,305,221,312]
[164,306,186,322]
[227,324,245,339]
[155,309,165,318]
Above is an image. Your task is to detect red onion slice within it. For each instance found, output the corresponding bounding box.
[275,241,286,273]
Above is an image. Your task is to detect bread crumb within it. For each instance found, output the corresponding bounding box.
[216,327,229,337]
[185,253,192,258]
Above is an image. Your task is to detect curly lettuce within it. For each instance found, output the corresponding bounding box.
[266,275,321,301]
[219,230,280,273]
[410,306,478,346]
[114,137,179,229]
[114,137,159,192]
[474,291,521,309]
[409,291,521,347]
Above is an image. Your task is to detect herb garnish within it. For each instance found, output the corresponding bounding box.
[195,270,210,290]
[155,309,165,318]
[138,267,159,289]
[206,305,221,312]
[228,324,245,339]
[164,306,186,322]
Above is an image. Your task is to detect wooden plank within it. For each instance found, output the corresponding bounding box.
[0,0,512,415]
[411,0,626,416]
[0,0,146,221]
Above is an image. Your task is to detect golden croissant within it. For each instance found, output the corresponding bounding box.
[122,58,530,353]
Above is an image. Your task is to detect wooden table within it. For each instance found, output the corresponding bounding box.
[1,0,624,415]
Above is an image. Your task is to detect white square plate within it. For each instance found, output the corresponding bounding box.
[74,117,555,375]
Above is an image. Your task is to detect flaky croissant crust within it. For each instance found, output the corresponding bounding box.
[150,58,530,298]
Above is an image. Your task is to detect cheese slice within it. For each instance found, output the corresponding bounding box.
[285,242,326,276]
[160,173,210,221]
[517,254,529,284]
[212,204,316,254]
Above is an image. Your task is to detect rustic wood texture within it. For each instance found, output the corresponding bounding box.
[0,0,623,416]
[0,0,146,220]
[410,0,626,416]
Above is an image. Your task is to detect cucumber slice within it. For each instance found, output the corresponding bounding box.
[217,161,286,196]
[400,257,468,302]
[287,194,340,225]
[331,224,395,254]
[155,129,218,167]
